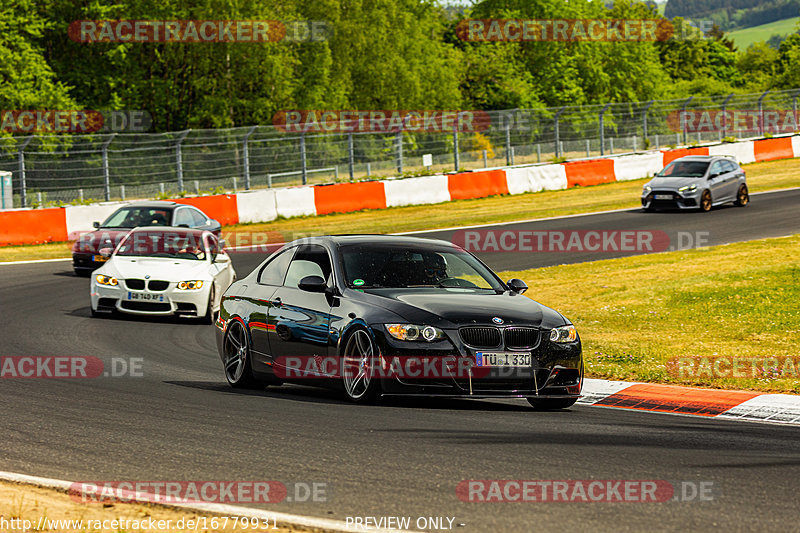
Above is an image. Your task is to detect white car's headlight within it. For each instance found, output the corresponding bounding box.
[550,325,577,343]
[95,274,118,286]
[385,324,444,342]
[177,280,204,290]
[678,184,697,193]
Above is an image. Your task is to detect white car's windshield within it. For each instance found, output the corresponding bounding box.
[116,231,207,260]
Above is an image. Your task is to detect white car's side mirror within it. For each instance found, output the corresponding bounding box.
[214,253,230,263]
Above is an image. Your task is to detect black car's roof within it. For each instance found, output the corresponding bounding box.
[287,234,456,248]
[118,200,179,209]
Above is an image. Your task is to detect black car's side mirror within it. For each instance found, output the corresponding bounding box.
[98,247,113,258]
[93,221,100,229]
[507,278,528,294]
[298,275,327,293]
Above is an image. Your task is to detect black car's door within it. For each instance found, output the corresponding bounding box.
[248,247,295,370]
[268,245,335,377]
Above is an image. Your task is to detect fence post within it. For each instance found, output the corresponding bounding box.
[396,131,404,174]
[348,132,355,180]
[680,96,693,145]
[175,129,190,193]
[721,93,734,138]
[585,139,590,157]
[536,144,541,163]
[243,125,256,190]
[793,90,799,130]
[758,90,770,136]
[17,136,33,208]
[554,106,567,159]
[641,100,653,145]
[102,133,116,201]
[453,127,459,172]
[120,185,125,200]
[599,103,611,156]
[300,133,308,185]
[505,124,512,165]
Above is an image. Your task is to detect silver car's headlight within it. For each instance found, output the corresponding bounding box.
[177,280,204,290]
[385,324,444,342]
[678,184,697,193]
[550,325,577,343]
[643,185,652,193]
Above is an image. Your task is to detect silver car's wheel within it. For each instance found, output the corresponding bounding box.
[734,184,749,206]
[700,190,712,212]
[223,321,259,388]
[342,329,380,403]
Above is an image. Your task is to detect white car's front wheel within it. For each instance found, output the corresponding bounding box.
[202,285,216,324]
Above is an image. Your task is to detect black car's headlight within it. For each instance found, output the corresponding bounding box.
[385,324,444,342]
[550,325,577,343]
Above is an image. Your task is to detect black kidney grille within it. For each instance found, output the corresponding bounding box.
[504,327,540,349]
[148,280,170,291]
[459,327,502,348]
[125,279,145,290]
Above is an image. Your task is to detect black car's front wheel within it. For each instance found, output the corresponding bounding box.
[341,328,381,403]
[527,397,578,410]
[223,320,261,389]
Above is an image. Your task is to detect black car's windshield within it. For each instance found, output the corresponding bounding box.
[658,161,709,178]
[101,207,172,228]
[340,244,504,291]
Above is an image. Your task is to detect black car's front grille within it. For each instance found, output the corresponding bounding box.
[459,327,502,348]
[148,280,170,291]
[120,301,171,312]
[125,279,145,290]
[504,327,540,349]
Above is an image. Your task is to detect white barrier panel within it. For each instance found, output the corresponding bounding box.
[708,141,755,165]
[65,202,127,239]
[383,175,450,207]
[504,167,533,195]
[236,189,278,224]
[792,135,800,158]
[274,186,316,218]
[529,164,568,191]
[612,153,663,181]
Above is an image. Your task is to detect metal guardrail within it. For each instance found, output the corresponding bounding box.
[1,88,798,208]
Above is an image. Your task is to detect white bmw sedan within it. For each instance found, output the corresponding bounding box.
[90,227,235,322]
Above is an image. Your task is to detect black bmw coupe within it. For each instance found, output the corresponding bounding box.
[216,235,582,409]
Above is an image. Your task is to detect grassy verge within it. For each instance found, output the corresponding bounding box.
[0,481,298,533]
[2,156,800,262]
[502,234,800,394]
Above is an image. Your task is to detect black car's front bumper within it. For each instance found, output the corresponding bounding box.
[72,252,107,274]
[370,325,582,398]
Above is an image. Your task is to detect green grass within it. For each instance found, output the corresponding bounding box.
[502,234,800,394]
[729,17,800,50]
[3,155,800,262]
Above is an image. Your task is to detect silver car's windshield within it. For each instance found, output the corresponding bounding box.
[658,161,709,178]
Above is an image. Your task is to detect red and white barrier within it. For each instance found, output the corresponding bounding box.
[2,134,799,246]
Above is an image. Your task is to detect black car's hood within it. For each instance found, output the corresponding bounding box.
[358,288,568,329]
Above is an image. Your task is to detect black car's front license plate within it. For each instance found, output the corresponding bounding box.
[476,352,531,367]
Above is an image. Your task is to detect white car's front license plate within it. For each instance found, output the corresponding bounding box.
[476,352,531,367]
[126,292,165,302]
[654,194,672,200]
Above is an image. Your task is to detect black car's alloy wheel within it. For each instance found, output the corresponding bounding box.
[734,184,749,207]
[223,320,260,388]
[342,328,380,403]
[700,190,712,212]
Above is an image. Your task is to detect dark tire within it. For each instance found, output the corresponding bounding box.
[643,204,656,213]
[222,320,261,389]
[734,184,749,207]
[527,397,578,410]
[700,190,712,212]
[341,328,381,404]
[202,285,217,325]
[75,269,92,278]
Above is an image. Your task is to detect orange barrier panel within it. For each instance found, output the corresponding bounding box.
[753,137,794,162]
[174,195,239,226]
[447,169,508,200]
[595,383,759,417]
[0,208,68,246]
[661,147,709,166]
[314,181,387,215]
[563,159,616,188]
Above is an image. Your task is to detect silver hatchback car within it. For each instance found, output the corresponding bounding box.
[641,155,749,212]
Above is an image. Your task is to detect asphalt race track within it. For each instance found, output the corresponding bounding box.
[1,189,800,532]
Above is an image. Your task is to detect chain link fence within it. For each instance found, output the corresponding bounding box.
[1,88,798,208]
